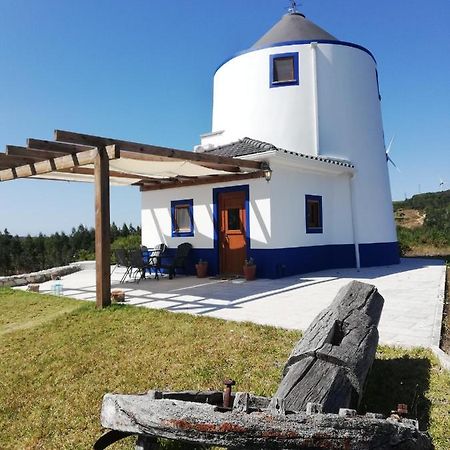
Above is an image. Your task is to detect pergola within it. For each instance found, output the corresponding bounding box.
[0,130,267,308]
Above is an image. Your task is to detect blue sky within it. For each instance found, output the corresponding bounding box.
[0,0,449,235]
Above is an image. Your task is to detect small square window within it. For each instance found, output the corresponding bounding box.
[171,199,194,237]
[305,195,323,234]
[270,52,299,88]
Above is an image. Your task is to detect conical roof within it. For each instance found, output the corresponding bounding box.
[251,12,337,50]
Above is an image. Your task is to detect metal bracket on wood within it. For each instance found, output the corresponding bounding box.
[93,430,133,449]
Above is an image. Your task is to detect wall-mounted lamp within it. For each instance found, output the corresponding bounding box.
[261,162,273,182]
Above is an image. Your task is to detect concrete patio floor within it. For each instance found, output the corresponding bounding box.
[28,258,446,349]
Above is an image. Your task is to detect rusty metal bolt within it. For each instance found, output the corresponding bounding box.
[403,418,419,430]
[339,408,357,418]
[365,412,384,419]
[306,402,323,415]
[223,379,236,408]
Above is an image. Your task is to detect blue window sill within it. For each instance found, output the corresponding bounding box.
[172,231,194,238]
[306,228,323,234]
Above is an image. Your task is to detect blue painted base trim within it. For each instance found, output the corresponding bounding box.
[159,242,399,279]
[359,242,400,268]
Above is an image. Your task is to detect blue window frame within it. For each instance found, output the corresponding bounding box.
[270,52,299,88]
[305,195,323,234]
[171,199,194,237]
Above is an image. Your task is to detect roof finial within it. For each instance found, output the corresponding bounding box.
[288,0,299,14]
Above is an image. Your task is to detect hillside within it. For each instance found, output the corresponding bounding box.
[393,190,450,257]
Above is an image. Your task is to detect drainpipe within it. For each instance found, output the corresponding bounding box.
[310,42,320,156]
[349,173,361,270]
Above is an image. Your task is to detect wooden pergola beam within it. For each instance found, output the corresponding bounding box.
[54,130,264,172]
[27,138,94,154]
[7,145,68,159]
[0,153,38,167]
[140,170,266,191]
[0,145,119,182]
[6,147,46,161]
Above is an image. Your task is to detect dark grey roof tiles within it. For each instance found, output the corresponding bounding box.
[251,12,337,50]
[204,137,354,168]
[205,138,276,157]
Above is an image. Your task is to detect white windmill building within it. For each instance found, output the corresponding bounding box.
[141,7,399,278]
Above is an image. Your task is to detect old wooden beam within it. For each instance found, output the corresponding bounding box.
[0,145,119,182]
[140,170,266,191]
[270,281,384,414]
[54,130,263,171]
[94,146,111,309]
[100,393,432,449]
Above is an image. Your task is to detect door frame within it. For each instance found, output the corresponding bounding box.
[212,185,250,275]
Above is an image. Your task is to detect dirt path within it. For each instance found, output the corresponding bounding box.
[0,305,81,336]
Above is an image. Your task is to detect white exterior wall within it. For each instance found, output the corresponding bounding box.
[209,42,397,245]
[268,159,354,249]
[141,159,354,251]
[141,177,272,250]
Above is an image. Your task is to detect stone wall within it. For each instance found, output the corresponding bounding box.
[0,264,81,288]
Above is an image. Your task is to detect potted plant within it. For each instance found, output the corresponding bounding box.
[195,259,208,278]
[243,257,256,281]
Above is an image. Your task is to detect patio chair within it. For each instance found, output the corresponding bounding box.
[128,249,148,284]
[146,243,167,280]
[113,249,132,283]
[160,243,193,279]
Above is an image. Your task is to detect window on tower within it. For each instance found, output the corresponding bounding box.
[305,195,323,233]
[270,52,299,88]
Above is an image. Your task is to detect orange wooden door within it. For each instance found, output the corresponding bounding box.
[219,191,247,275]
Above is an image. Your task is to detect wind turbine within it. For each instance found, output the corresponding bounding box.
[385,135,400,172]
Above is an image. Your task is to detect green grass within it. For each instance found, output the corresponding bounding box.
[0,288,449,449]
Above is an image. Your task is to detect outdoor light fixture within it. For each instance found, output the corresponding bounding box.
[262,162,273,182]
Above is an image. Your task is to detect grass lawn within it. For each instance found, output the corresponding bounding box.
[1,288,449,450]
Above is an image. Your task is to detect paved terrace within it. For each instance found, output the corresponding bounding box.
[23,258,446,349]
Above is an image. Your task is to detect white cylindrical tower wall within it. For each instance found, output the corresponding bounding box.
[211,42,397,247]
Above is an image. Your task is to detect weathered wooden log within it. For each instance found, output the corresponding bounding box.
[100,393,432,449]
[270,280,384,414]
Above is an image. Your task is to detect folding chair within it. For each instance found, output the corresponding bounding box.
[129,249,147,284]
[114,249,132,283]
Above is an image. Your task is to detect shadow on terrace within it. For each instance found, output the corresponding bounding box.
[36,257,443,318]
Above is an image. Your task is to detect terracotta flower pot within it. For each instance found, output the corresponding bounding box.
[195,262,208,278]
[243,264,256,281]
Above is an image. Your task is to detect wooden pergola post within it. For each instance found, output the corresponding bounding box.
[94,146,111,308]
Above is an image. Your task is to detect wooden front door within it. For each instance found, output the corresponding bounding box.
[218,191,247,275]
